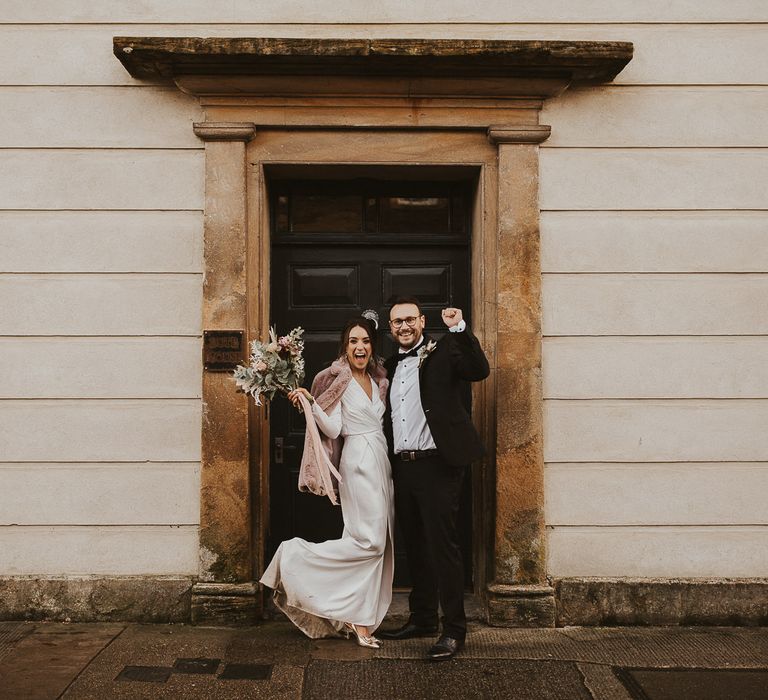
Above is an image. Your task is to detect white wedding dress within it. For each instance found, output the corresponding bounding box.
[260,378,394,638]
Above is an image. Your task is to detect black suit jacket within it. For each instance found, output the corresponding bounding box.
[384,327,490,467]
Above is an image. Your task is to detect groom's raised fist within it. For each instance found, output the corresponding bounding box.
[441,307,463,328]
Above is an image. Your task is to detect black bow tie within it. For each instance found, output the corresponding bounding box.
[396,348,419,362]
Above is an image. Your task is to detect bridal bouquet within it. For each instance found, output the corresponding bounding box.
[233,326,305,406]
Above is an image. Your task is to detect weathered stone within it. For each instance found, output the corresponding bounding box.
[486,584,556,627]
[555,579,768,626]
[199,374,251,583]
[0,577,192,622]
[114,37,633,84]
[197,132,254,587]
[191,582,259,626]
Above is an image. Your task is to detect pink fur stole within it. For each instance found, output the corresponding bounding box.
[297,357,388,504]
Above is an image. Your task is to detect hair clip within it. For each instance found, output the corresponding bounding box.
[361,309,379,329]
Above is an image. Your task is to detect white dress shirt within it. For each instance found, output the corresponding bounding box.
[390,321,465,454]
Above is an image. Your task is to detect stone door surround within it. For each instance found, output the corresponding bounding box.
[116,37,633,626]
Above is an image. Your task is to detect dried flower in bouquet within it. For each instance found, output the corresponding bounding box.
[233,326,305,406]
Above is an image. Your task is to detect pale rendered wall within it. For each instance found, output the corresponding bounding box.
[0,2,766,579]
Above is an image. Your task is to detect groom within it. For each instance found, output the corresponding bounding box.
[379,296,489,661]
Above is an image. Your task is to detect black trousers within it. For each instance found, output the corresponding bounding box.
[393,455,466,641]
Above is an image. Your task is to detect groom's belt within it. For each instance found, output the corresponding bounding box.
[396,449,440,461]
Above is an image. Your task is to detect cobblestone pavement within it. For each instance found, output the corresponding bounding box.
[0,620,766,699]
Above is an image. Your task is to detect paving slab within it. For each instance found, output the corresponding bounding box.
[374,624,768,667]
[0,622,124,700]
[0,621,34,663]
[304,659,592,700]
[614,668,768,700]
[62,622,307,700]
[578,663,633,700]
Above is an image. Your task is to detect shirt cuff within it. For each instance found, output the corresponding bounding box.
[449,319,466,333]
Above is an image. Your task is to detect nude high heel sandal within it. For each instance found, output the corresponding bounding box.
[344,622,381,649]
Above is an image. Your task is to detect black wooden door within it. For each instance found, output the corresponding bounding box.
[268,178,473,587]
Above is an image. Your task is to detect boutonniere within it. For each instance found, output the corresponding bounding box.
[417,340,438,368]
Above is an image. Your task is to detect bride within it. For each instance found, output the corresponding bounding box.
[259,313,393,648]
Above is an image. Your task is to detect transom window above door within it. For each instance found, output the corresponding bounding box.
[271,180,471,242]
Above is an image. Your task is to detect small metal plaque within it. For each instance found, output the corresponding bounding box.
[204,330,244,371]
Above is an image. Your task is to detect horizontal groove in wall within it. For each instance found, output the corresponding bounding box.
[0,271,202,276]
[1,147,767,152]
[542,273,768,276]
[541,271,768,276]
[0,209,203,213]
[0,272,202,278]
[0,335,201,339]
[0,398,200,404]
[543,146,768,153]
[542,398,768,404]
[543,334,768,340]
[0,147,202,153]
[0,147,203,151]
[548,525,768,532]
[545,460,768,465]
[0,460,202,465]
[544,397,768,401]
[1,21,767,27]
[0,397,202,401]
[546,524,768,530]
[0,461,200,466]
[0,523,198,528]
[539,146,768,150]
[0,333,202,341]
[543,208,768,212]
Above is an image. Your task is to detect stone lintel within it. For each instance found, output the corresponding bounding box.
[181,74,567,101]
[555,578,768,627]
[115,37,633,84]
[191,582,260,626]
[486,582,556,628]
[193,121,256,141]
[488,124,552,144]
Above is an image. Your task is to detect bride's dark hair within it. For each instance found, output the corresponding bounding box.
[338,316,379,372]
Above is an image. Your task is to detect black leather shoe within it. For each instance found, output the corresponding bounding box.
[427,635,464,662]
[377,621,438,640]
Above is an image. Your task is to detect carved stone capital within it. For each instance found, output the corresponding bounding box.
[487,124,551,145]
[193,121,257,142]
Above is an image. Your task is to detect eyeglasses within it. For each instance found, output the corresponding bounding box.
[389,316,421,328]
